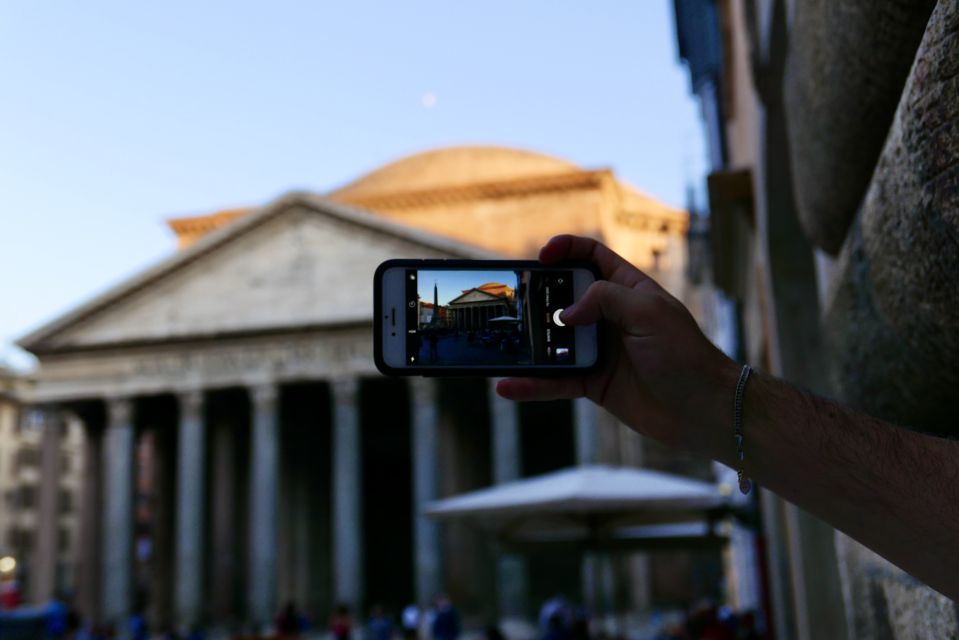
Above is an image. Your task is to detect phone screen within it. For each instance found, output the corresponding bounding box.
[404,268,576,367]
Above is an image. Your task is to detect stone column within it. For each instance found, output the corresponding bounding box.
[76,413,104,623]
[574,398,598,466]
[32,406,65,603]
[210,416,239,622]
[573,398,610,622]
[102,397,135,626]
[489,380,529,620]
[410,378,442,604]
[331,378,363,610]
[175,390,206,629]
[248,383,279,629]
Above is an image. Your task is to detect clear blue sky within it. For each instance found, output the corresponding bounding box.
[0,1,705,369]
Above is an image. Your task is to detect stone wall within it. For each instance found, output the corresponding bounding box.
[809,0,959,636]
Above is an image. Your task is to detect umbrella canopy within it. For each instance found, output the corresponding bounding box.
[489,315,522,323]
[426,465,733,552]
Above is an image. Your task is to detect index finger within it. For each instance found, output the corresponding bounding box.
[539,235,649,288]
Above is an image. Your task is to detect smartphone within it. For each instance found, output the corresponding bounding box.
[374,259,601,376]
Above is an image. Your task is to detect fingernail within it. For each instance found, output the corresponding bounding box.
[560,304,577,322]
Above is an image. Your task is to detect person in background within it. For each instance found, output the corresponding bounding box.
[127,608,148,640]
[276,601,304,639]
[331,603,353,640]
[366,605,393,640]
[44,594,68,639]
[569,613,590,640]
[185,626,206,640]
[734,611,759,640]
[685,603,734,640]
[537,596,571,637]
[401,603,421,640]
[0,577,22,610]
[541,612,570,640]
[421,600,437,640]
[430,595,459,640]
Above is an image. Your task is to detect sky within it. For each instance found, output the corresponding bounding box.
[0,1,705,370]
[418,270,520,306]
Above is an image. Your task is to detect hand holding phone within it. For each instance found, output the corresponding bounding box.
[374,259,602,376]
[496,235,736,459]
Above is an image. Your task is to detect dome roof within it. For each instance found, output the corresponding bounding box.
[330,145,581,199]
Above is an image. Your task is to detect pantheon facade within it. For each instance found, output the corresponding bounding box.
[19,147,694,631]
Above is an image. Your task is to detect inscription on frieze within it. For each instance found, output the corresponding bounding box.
[132,337,371,379]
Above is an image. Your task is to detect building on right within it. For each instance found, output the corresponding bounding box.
[673,0,959,638]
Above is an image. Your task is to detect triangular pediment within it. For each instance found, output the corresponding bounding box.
[449,289,506,305]
[20,194,496,354]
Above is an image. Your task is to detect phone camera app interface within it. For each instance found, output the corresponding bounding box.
[405,269,575,366]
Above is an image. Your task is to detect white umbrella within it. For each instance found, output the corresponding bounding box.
[426,464,733,552]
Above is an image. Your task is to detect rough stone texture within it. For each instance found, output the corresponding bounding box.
[825,0,959,436]
[835,531,959,639]
[174,391,206,629]
[880,575,959,639]
[835,533,898,640]
[784,0,937,254]
[825,2,959,638]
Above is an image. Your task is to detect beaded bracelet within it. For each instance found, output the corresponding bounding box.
[734,364,753,495]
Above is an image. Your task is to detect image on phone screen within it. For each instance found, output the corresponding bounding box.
[405,268,575,367]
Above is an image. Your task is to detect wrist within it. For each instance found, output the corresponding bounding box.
[683,352,743,464]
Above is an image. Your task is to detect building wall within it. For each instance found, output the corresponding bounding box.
[365,187,606,260]
[677,0,959,638]
[0,375,84,602]
[19,160,700,629]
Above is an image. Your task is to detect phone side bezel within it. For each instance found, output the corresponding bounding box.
[373,258,604,377]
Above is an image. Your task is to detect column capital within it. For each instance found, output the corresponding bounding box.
[249,382,278,410]
[177,389,205,418]
[330,377,359,403]
[409,377,437,404]
[106,396,134,426]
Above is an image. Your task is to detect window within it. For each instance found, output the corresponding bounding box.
[9,528,33,554]
[18,485,36,509]
[59,489,73,514]
[19,530,33,554]
[15,447,39,472]
[22,409,45,432]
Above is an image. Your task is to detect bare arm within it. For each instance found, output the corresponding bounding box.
[736,370,959,600]
[499,234,959,600]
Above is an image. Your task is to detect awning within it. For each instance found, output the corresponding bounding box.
[426,464,735,553]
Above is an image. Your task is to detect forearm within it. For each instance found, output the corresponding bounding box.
[712,367,959,599]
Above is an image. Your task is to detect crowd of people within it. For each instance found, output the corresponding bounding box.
[0,590,761,640]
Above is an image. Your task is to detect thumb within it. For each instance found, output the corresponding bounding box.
[561,280,651,334]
